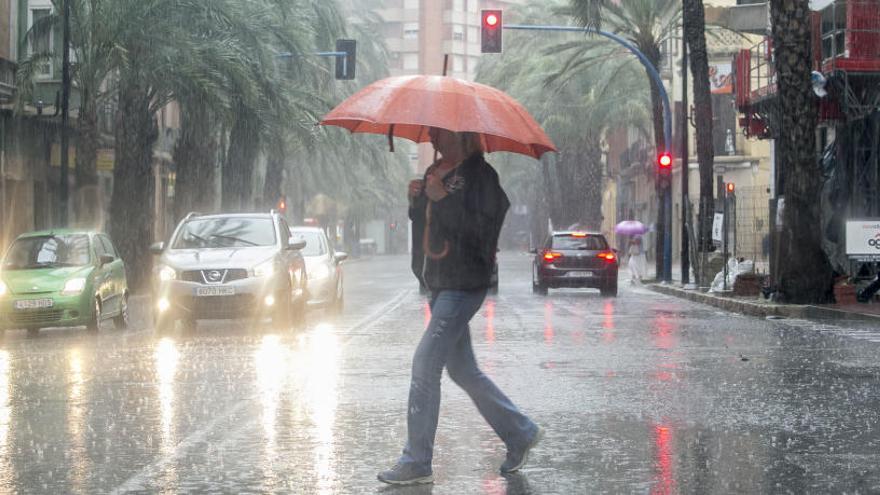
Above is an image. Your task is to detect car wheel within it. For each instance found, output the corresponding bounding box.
[155,311,175,334]
[87,298,101,332]
[331,281,344,314]
[113,294,129,330]
[532,265,548,295]
[600,280,618,298]
[273,291,292,329]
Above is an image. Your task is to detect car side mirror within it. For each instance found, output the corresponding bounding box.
[150,242,165,254]
[613,248,619,254]
[334,251,348,262]
[288,239,307,251]
[99,254,114,266]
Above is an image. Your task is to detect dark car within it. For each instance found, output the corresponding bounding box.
[532,231,618,297]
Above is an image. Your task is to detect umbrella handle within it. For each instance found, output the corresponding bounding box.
[423,201,449,260]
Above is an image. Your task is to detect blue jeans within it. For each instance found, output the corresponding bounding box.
[398,289,538,471]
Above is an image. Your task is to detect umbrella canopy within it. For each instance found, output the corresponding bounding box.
[615,220,648,235]
[320,75,556,159]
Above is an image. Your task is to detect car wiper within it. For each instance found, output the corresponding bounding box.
[210,234,259,247]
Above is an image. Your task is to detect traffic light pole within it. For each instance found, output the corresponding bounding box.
[505,24,674,281]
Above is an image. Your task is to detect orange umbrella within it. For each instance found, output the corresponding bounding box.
[320,75,556,159]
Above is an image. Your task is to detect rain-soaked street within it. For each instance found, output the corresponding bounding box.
[1,253,880,494]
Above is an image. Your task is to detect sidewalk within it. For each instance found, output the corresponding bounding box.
[648,283,880,323]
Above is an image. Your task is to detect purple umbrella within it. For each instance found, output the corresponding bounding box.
[615,220,647,235]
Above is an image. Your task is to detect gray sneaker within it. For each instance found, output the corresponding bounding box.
[377,463,434,485]
[500,426,544,474]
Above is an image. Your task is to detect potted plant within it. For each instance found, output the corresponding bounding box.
[833,276,857,305]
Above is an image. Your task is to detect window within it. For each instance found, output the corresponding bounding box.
[3,235,91,269]
[278,219,290,247]
[99,236,118,258]
[453,28,464,41]
[453,55,464,72]
[291,230,328,256]
[403,53,419,70]
[403,22,419,40]
[172,217,277,249]
[29,8,53,78]
[453,0,464,11]
[551,234,608,251]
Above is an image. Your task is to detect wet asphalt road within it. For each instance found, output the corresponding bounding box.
[1,253,880,494]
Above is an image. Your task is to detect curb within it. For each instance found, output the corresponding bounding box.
[648,284,880,323]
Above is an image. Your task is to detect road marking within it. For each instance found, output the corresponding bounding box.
[110,289,411,493]
[110,398,253,494]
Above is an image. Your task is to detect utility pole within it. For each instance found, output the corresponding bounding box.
[681,20,690,285]
[59,0,71,226]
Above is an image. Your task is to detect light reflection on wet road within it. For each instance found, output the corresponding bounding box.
[0,253,878,493]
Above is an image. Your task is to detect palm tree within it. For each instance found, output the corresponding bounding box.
[768,0,832,303]
[107,0,319,289]
[16,0,127,226]
[683,0,715,284]
[567,0,679,154]
[566,0,679,276]
[478,0,651,232]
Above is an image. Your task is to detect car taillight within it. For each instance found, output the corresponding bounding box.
[542,251,563,262]
[597,251,617,263]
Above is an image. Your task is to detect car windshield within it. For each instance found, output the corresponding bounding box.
[2,235,91,270]
[291,231,326,256]
[172,218,276,249]
[551,234,607,251]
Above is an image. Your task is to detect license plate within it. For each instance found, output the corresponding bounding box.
[15,299,55,310]
[195,287,235,297]
[567,271,594,278]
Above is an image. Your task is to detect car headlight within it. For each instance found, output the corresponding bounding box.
[254,260,275,278]
[61,278,87,296]
[309,263,331,280]
[0,280,7,297]
[159,265,177,281]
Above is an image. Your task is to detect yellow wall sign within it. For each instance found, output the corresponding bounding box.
[96,149,115,171]
[50,145,115,171]
[50,143,76,168]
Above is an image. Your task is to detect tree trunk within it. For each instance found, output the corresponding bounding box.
[73,88,101,228]
[640,41,666,279]
[769,0,833,303]
[684,0,716,285]
[222,103,260,212]
[576,134,604,230]
[109,74,158,293]
[173,102,217,221]
[262,138,285,211]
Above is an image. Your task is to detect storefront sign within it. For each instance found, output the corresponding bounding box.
[846,220,880,261]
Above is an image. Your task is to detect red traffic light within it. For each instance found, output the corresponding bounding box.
[726,182,735,194]
[658,152,672,168]
[481,9,503,53]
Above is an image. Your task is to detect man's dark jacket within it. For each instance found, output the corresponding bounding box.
[409,153,509,291]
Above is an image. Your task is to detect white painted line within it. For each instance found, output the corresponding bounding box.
[110,289,412,493]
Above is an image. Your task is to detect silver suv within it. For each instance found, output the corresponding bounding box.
[150,212,308,330]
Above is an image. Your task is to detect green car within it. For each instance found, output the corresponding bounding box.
[0,230,129,334]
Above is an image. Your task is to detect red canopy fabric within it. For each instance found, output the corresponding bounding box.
[320,75,556,159]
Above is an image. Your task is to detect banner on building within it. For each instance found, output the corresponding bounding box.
[709,62,733,94]
[846,220,880,261]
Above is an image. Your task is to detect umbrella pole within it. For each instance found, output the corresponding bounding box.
[387,124,395,152]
